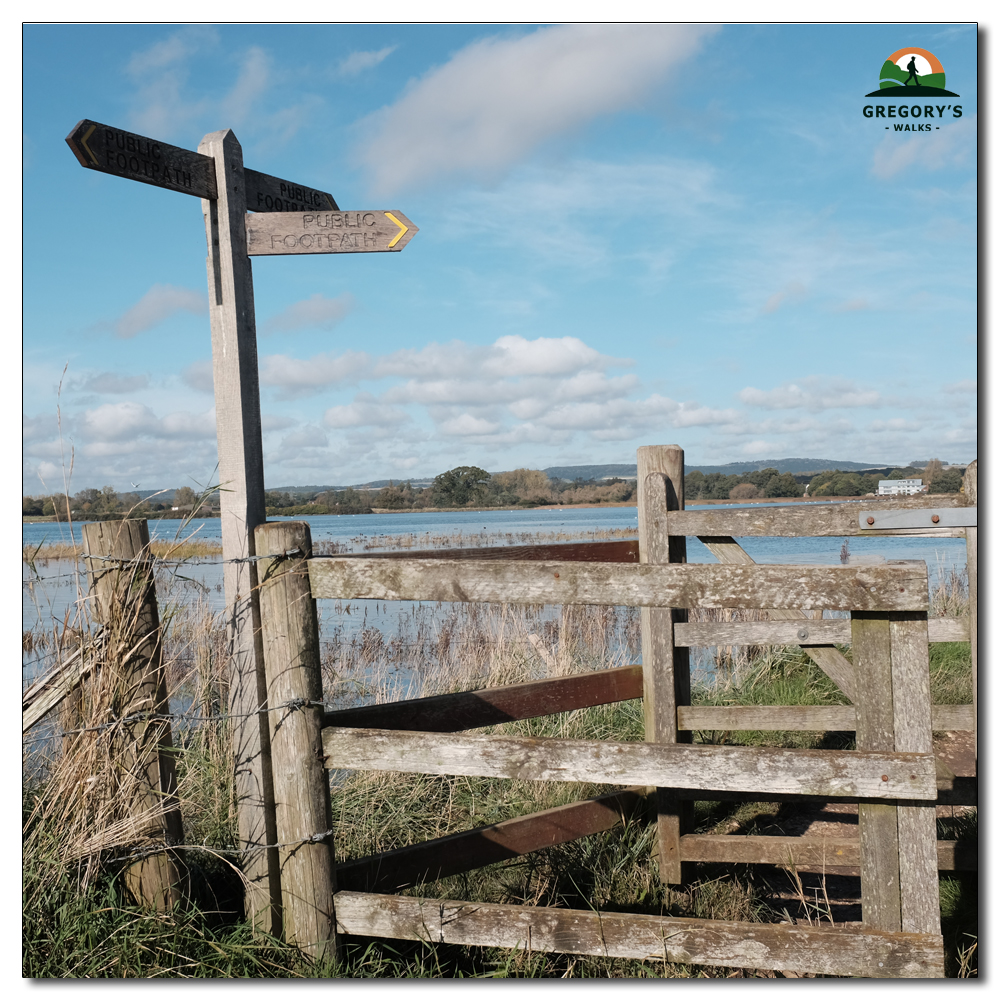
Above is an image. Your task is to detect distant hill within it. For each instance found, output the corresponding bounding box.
[544,458,897,481]
[267,478,436,492]
[543,464,640,481]
[266,459,907,494]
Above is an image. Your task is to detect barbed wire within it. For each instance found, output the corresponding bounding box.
[101,828,335,866]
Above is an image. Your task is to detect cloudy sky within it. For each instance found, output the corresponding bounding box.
[22,22,978,494]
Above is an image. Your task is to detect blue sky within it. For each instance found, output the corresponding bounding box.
[21,22,978,494]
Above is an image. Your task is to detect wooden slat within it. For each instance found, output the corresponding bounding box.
[323,665,642,732]
[677,704,974,732]
[679,705,856,731]
[964,461,977,765]
[22,643,94,733]
[307,559,929,612]
[638,447,692,885]
[337,788,648,893]
[696,535,858,701]
[669,773,976,805]
[852,614,902,934]
[339,540,640,563]
[65,118,217,199]
[678,835,976,871]
[930,704,976,730]
[333,891,944,977]
[674,616,968,647]
[671,494,968,538]
[242,167,337,213]
[246,210,418,255]
[322,728,937,800]
[888,613,941,937]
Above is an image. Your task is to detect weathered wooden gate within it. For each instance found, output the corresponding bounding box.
[252,445,976,977]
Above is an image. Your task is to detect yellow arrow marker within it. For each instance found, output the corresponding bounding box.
[385,212,408,248]
[79,123,99,165]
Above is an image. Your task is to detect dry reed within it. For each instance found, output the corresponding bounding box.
[25,539,224,564]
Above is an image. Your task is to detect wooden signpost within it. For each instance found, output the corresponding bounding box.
[66,119,340,211]
[66,119,416,934]
[247,211,418,255]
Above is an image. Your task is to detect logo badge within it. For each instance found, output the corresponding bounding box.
[865,48,959,97]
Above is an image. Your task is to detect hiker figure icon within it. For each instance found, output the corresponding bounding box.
[903,55,920,86]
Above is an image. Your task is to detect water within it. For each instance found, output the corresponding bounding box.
[23,503,969,686]
[21,501,970,572]
[21,505,641,549]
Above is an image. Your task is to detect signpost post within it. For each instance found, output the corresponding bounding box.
[65,119,416,937]
[197,128,278,933]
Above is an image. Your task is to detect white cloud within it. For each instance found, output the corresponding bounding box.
[183,360,215,393]
[375,335,627,382]
[439,413,502,437]
[258,333,736,452]
[220,47,270,125]
[324,396,409,429]
[127,31,207,74]
[438,158,727,273]
[833,298,870,312]
[738,377,882,411]
[80,401,215,443]
[279,425,329,450]
[125,28,218,136]
[262,293,356,334]
[488,335,624,377]
[259,350,371,399]
[113,284,207,339]
[76,372,149,394]
[872,116,976,180]
[82,401,160,440]
[261,413,296,432]
[356,23,718,195]
[23,413,59,444]
[943,379,976,394]
[762,281,806,314]
[159,409,217,439]
[125,30,307,148]
[338,46,396,77]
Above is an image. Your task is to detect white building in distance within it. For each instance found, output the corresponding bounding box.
[878,479,926,496]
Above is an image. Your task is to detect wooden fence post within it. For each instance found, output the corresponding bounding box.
[255,521,337,962]
[853,605,941,962]
[199,128,280,933]
[636,444,692,885]
[82,519,186,911]
[963,460,977,765]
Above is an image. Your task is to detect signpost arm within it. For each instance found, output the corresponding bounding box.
[198,128,280,935]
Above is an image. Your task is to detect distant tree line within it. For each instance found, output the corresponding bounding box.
[22,485,218,521]
[23,458,968,521]
[684,468,804,501]
[684,460,966,501]
[261,467,636,516]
